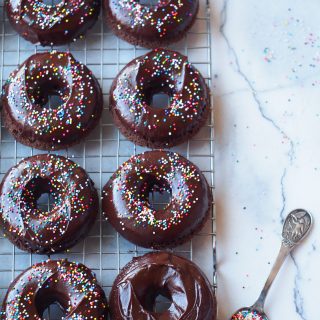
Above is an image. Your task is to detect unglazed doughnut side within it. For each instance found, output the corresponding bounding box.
[0,154,99,254]
[102,150,212,249]
[0,259,108,319]
[110,252,217,320]
[2,51,103,150]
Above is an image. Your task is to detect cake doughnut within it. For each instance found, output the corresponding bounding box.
[102,150,212,249]
[110,252,217,320]
[104,0,199,48]
[5,0,101,46]
[2,51,103,150]
[1,259,108,319]
[0,154,99,254]
[109,49,210,148]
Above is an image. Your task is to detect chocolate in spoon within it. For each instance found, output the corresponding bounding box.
[230,209,313,320]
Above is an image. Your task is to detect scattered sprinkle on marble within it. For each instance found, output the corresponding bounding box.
[263,47,276,63]
[261,7,320,82]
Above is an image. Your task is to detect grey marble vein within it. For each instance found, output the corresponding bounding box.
[219,0,295,163]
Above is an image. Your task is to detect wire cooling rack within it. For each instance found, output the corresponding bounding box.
[0,0,215,318]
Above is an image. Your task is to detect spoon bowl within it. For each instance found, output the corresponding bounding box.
[231,307,268,320]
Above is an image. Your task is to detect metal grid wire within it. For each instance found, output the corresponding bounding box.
[0,0,215,317]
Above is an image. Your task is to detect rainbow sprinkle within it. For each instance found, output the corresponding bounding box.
[231,309,268,320]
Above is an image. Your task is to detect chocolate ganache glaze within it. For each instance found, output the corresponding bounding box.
[109,49,210,148]
[5,0,101,46]
[102,150,212,249]
[0,154,99,254]
[110,252,217,320]
[2,51,103,150]
[104,0,199,48]
[0,259,108,319]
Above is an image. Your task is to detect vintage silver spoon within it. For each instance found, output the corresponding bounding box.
[230,209,313,320]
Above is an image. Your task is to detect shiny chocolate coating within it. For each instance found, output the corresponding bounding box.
[104,0,199,48]
[5,0,101,46]
[110,252,217,320]
[109,49,210,148]
[1,259,108,319]
[2,51,103,150]
[102,150,212,249]
[0,154,99,254]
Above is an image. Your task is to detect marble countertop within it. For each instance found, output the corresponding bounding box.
[213,1,319,319]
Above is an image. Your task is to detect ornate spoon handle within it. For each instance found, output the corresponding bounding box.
[252,209,312,313]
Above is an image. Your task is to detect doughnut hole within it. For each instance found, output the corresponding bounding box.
[129,265,187,315]
[42,303,66,319]
[21,177,64,215]
[35,283,69,318]
[143,176,172,211]
[142,287,172,313]
[42,92,65,110]
[25,62,71,110]
[154,292,172,313]
[143,73,176,111]
[150,92,171,109]
[27,80,69,110]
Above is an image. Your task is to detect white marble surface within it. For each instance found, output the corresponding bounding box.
[213,1,320,319]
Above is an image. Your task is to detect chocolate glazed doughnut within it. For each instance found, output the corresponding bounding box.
[104,0,199,48]
[102,150,212,249]
[109,49,210,148]
[0,154,99,254]
[110,252,217,320]
[1,259,108,319]
[5,0,101,46]
[2,51,103,150]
